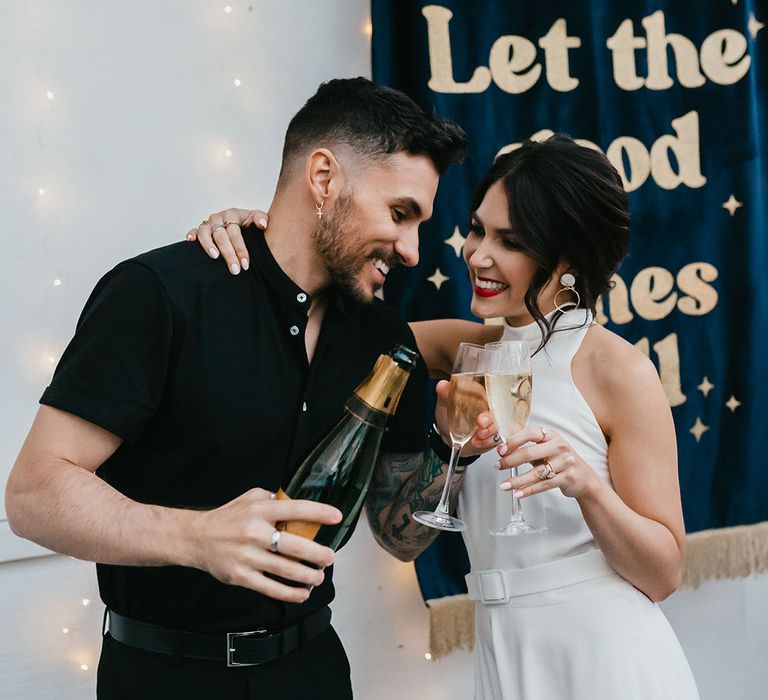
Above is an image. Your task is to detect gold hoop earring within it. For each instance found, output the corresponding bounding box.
[554,272,580,313]
[315,201,324,220]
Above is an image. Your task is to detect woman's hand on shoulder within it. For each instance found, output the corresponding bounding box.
[186,208,269,274]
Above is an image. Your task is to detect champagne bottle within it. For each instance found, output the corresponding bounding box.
[276,344,418,551]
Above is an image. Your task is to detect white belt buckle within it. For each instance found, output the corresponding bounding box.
[478,569,509,605]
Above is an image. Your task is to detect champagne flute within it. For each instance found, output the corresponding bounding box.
[484,340,537,536]
[413,343,488,531]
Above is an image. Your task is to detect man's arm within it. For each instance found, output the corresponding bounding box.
[365,448,467,562]
[5,406,340,603]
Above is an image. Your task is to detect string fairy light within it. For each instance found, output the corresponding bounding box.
[82,598,90,606]
[424,652,432,661]
[233,78,241,87]
[53,278,62,287]
[80,664,89,671]
[363,19,373,37]
[62,627,69,634]
[38,187,46,196]
[224,149,232,158]
[224,5,232,13]
[46,90,55,100]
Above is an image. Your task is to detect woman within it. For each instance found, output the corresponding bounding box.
[191,135,699,699]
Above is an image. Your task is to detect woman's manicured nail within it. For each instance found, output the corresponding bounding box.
[230,263,240,275]
[241,258,249,270]
[512,490,525,498]
[499,482,512,491]
[258,217,268,228]
[208,247,219,259]
[498,444,508,456]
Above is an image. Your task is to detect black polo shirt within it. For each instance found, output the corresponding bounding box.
[40,227,428,633]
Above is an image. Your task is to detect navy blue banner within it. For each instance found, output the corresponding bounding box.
[371,1,767,601]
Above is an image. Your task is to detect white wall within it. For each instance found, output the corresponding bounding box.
[1,2,765,698]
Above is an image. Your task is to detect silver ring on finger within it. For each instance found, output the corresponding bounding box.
[224,220,239,227]
[212,223,225,232]
[269,529,282,554]
[534,460,556,481]
[538,426,547,442]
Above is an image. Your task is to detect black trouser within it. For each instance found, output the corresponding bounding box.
[97,625,353,699]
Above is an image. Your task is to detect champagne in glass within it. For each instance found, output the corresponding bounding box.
[413,343,487,531]
[447,372,488,443]
[484,341,538,536]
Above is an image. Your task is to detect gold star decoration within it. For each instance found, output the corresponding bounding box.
[722,194,743,216]
[444,226,466,257]
[689,417,710,443]
[697,376,715,397]
[749,12,765,39]
[427,268,450,290]
[725,395,742,413]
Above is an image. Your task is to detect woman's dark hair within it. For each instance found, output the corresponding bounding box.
[281,77,467,175]
[469,134,630,351]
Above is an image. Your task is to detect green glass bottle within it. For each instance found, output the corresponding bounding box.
[276,344,418,551]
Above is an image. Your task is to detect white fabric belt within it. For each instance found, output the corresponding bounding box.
[465,550,616,605]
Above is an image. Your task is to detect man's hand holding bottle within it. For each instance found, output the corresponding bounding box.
[189,487,340,604]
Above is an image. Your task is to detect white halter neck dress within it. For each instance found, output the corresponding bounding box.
[458,309,699,700]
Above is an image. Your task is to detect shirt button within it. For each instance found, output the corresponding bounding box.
[289,325,300,336]
[297,293,307,303]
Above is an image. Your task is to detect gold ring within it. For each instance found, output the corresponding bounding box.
[535,461,555,480]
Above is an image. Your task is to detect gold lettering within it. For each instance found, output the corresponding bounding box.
[677,262,719,315]
[631,267,678,321]
[700,29,751,84]
[653,333,687,407]
[650,111,707,190]
[606,136,650,192]
[595,296,609,325]
[606,19,646,90]
[634,335,686,407]
[642,11,705,90]
[604,273,634,324]
[489,35,541,94]
[537,19,580,92]
[422,5,491,94]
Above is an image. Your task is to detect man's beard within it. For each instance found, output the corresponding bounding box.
[312,190,394,304]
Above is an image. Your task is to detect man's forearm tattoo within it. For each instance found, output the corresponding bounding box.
[365,449,467,560]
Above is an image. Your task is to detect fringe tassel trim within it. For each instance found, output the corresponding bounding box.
[426,522,768,659]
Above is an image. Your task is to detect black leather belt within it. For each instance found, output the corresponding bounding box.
[106,606,332,667]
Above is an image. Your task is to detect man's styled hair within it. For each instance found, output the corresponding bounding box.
[281,77,467,176]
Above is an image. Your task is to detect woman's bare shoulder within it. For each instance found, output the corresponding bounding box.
[580,323,661,393]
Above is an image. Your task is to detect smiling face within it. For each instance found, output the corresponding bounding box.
[315,152,439,303]
[464,180,560,324]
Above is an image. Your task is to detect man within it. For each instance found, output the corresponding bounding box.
[5,78,467,699]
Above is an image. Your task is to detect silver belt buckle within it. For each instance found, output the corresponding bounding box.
[226,629,269,667]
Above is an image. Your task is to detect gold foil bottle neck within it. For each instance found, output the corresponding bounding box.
[353,354,411,416]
